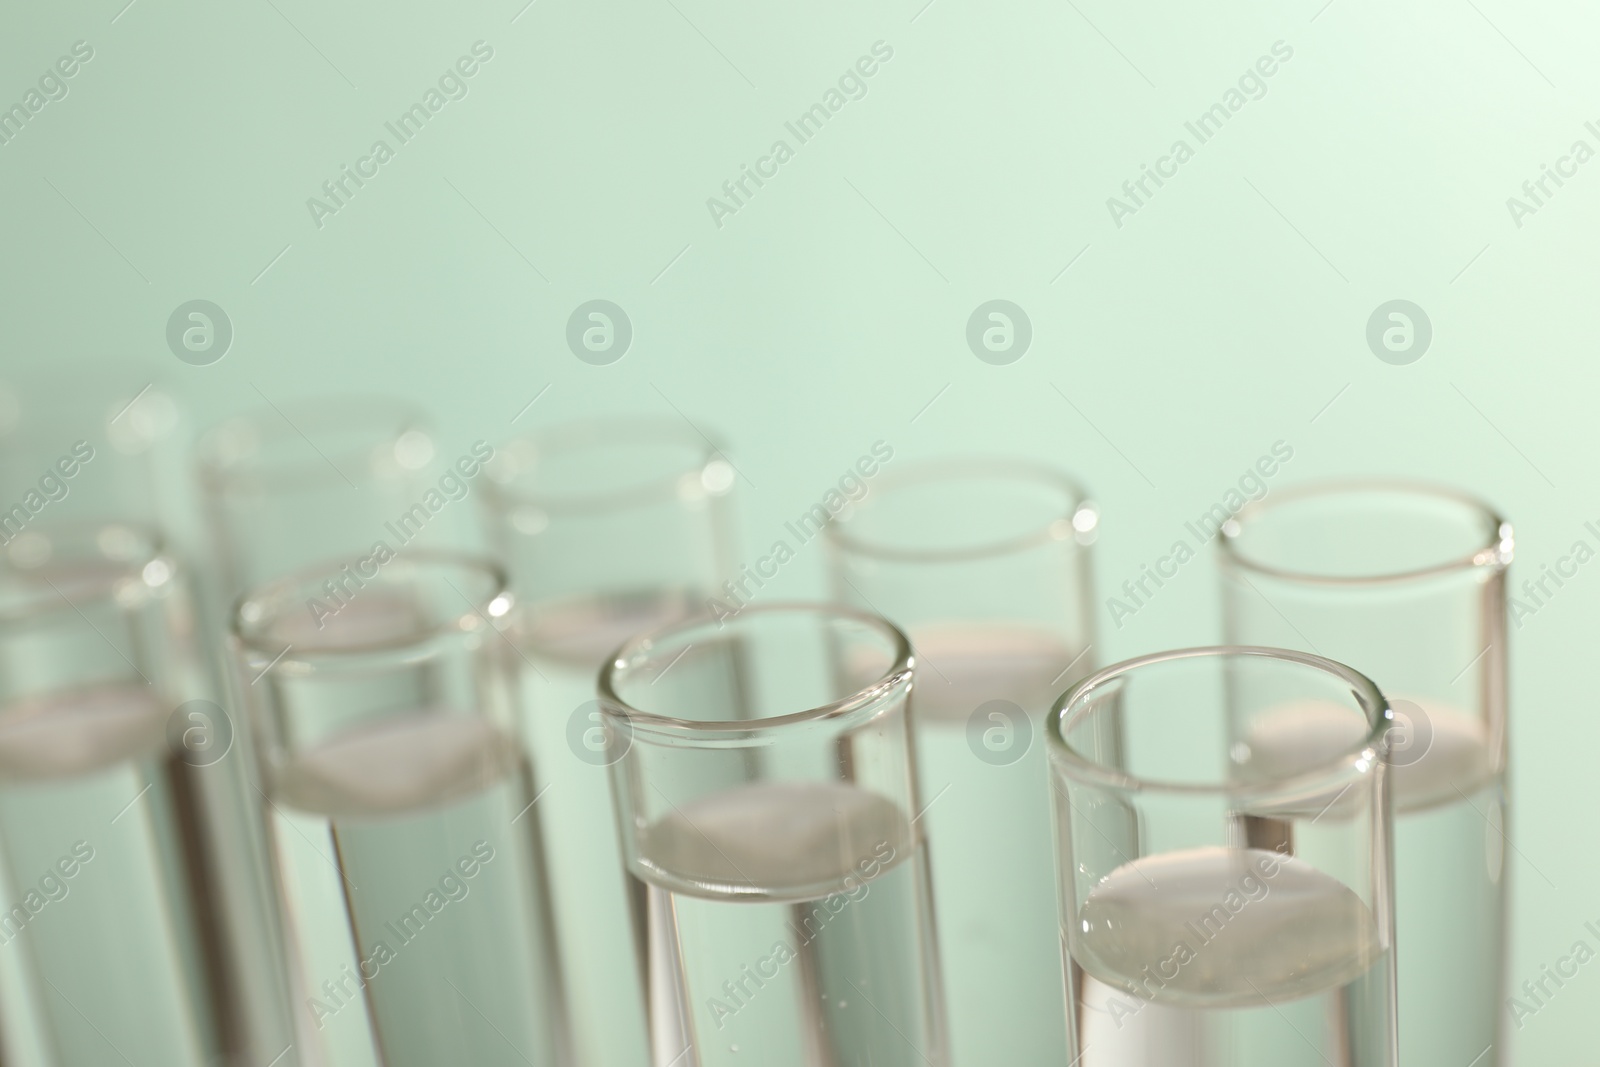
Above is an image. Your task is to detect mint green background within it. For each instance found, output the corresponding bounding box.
[3,0,1596,1060]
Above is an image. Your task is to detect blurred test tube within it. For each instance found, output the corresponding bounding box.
[479,419,737,1067]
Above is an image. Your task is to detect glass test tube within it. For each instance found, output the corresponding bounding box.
[0,522,251,1067]
[1048,646,1397,1067]
[232,554,569,1067]
[600,603,948,1067]
[823,458,1097,1065]
[479,420,735,1067]
[3,378,301,1067]
[1217,482,1512,1067]
[197,400,456,1006]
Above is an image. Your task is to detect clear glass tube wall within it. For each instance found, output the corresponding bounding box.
[1049,646,1396,1066]
[233,554,569,1067]
[479,419,735,1067]
[1218,482,1512,1067]
[0,521,265,1066]
[199,398,453,1065]
[823,458,1097,1064]
[1,371,300,1067]
[601,603,946,1067]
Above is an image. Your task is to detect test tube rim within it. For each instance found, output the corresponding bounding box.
[1047,643,1392,800]
[598,599,914,738]
[821,456,1095,564]
[0,519,171,626]
[196,395,432,493]
[230,550,511,660]
[483,417,729,515]
[1217,478,1512,587]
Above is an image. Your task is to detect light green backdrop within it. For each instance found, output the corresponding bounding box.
[2,0,1596,1060]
